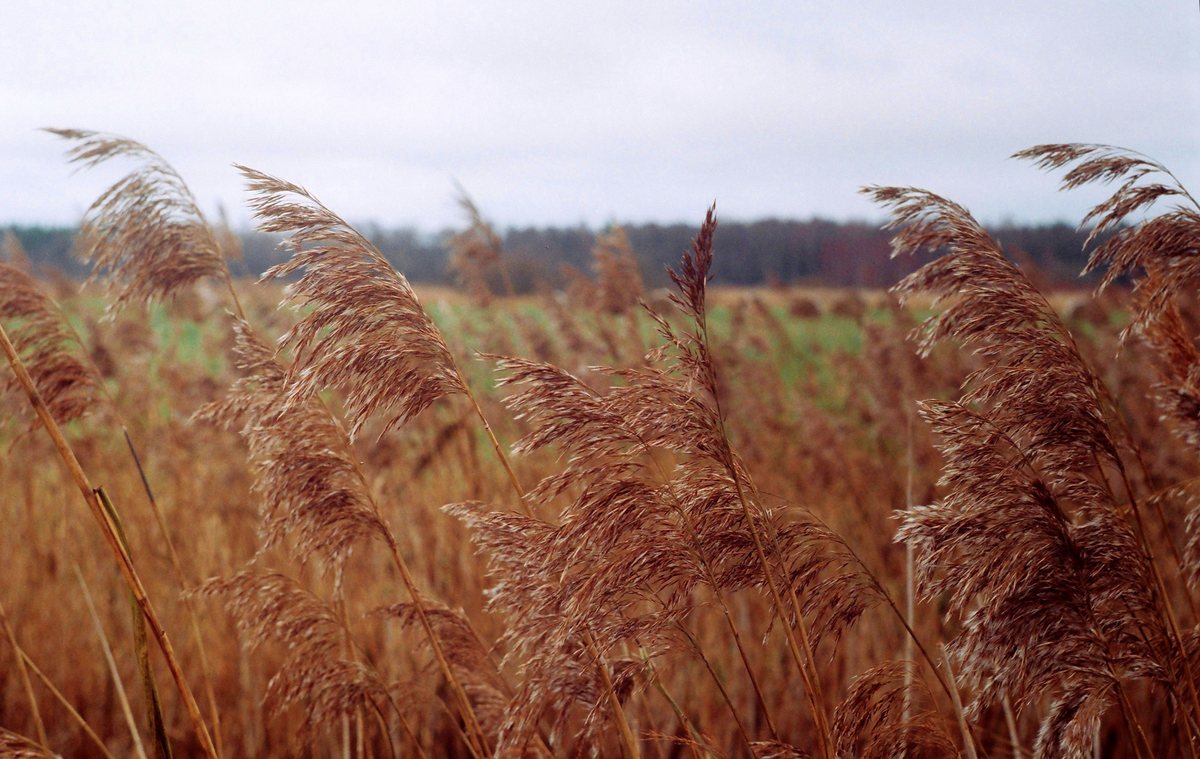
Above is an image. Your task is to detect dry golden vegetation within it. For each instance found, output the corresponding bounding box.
[1,131,1199,758]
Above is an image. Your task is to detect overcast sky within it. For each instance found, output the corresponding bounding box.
[2,1,1197,230]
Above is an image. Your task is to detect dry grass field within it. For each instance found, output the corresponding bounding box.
[1,133,1199,758]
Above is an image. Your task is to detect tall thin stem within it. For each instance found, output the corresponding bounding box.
[586,633,642,759]
[699,310,833,757]
[671,619,757,754]
[377,533,489,759]
[0,322,218,759]
[75,565,151,759]
[0,600,49,752]
[18,645,117,759]
[464,390,529,513]
[903,410,916,728]
[122,428,224,757]
[940,646,979,759]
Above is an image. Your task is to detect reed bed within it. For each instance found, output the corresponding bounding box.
[0,132,1198,758]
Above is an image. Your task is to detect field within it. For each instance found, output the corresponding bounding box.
[2,134,1199,759]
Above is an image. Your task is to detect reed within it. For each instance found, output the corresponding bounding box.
[5,130,1200,757]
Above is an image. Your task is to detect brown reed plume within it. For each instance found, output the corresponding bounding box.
[198,570,390,739]
[195,322,400,748]
[867,184,1198,755]
[240,164,527,510]
[1016,144,1200,444]
[1017,146,1200,576]
[831,661,956,759]
[1017,147,1200,738]
[240,166,467,439]
[45,128,241,315]
[0,728,56,759]
[194,319,388,565]
[562,226,646,316]
[229,166,520,755]
[591,226,645,314]
[450,207,878,756]
[3,228,34,270]
[449,183,514,304]
[195,317,496,754]
[0,262,102,429]
[32,131,240,753]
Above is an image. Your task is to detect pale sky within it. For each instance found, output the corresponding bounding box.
[1,1,1197,230]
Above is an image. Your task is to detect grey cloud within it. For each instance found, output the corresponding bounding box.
[1,0,1195,228]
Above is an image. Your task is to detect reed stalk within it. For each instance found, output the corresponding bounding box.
[0,321,218,759]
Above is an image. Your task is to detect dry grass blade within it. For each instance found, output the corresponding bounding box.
[120,427,225,759]
[95,487,174,759]
[4,211,229,758]
[8,637,117,759]
[239,165,467,439]
[0,600,49,753]
[45,128,231,312]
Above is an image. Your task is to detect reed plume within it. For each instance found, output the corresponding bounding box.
[199,570,389,737]
[0,729,56,759]
[45,128,234,313]
[242,163,528,514]
[195,317,495,752]
[867,184,1190,755]
[3,228,34,270]
[591,227,645,315]
[0,262,102,429]
[1016,144,1200,447]
[452,207,870,755]
[831,661,956,759]
[194,319,387,565]
[240,166,467,440]
[226,166,513,755]
[562,226,645,316]
[1017,147,1200,748]
[449,184,513,304]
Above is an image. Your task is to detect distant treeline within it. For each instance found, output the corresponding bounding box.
[6,218,1097,290]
